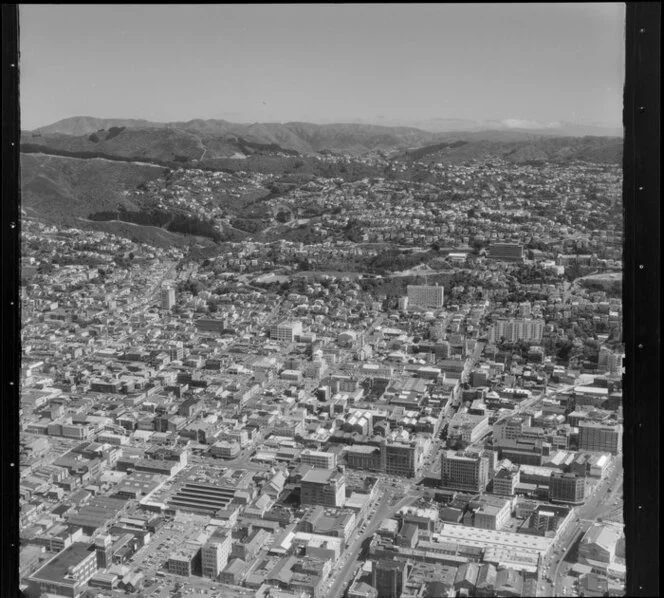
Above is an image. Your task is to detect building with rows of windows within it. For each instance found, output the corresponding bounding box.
[269,320,303,342]
[406,285,445,309]
[440,450,490,493]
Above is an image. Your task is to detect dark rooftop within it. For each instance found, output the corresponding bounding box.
[30,542,95,584]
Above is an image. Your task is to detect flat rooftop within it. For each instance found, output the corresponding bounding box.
[436,523,553,554]
[301,469,336,484]
[30,542,95,584]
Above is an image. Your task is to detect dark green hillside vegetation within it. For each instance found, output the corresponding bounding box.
[21,143,176,167]
[31,116,161,136]
[88,126,127,143]
[397,135,622,166]
[22,127,206,163]
[274,222,325,245]
[235,137,300,156]
[201,155,315,175]
[82,219,216,249]
[405,140,470,161]
[229,218,270,234]
[87,207,238,243]
[366,248,439,274]
[20,153,165,223]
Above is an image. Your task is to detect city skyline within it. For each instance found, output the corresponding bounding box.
[19,4,625,130]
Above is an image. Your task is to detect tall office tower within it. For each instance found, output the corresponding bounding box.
[95,534,113,569]
[488,242,525,262]
[384,438,424,478]
[161,286,176,310]
[440,450,490,493]
[406,285,445,309]
[371,559,408,598]
[578,422,623,455]
[300,469,346,507]
[201,531,232,579]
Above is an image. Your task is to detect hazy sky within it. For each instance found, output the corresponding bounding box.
[19,4,625,130]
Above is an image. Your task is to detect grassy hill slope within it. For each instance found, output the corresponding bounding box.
[399,135,622,165]
[20,153,167,223]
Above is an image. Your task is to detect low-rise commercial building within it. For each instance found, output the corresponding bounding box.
[26,542,97,598]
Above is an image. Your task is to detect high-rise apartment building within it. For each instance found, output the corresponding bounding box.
[597,347,625,374]
[270,320,303,342]
[161,287,176,310]
[300,469,346,508]
[488,318,545,344]
[578,422,622,455]
[488,243,525,262]
[406,285,444,309]
[440,450,490,493]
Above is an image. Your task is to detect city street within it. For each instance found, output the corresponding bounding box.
[550,454,623,596]
[325,482,418,598]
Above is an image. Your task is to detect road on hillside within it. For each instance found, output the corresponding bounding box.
[28,151,164,169]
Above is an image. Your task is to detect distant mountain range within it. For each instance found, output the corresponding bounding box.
[25,117,443,157]
[20,116,622,245]
[395,133,622,166]
[339,117,623,138]
[29,115,623,138]
[24,116,622,161]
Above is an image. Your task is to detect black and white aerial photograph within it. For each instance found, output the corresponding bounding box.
[15,4,637,598]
